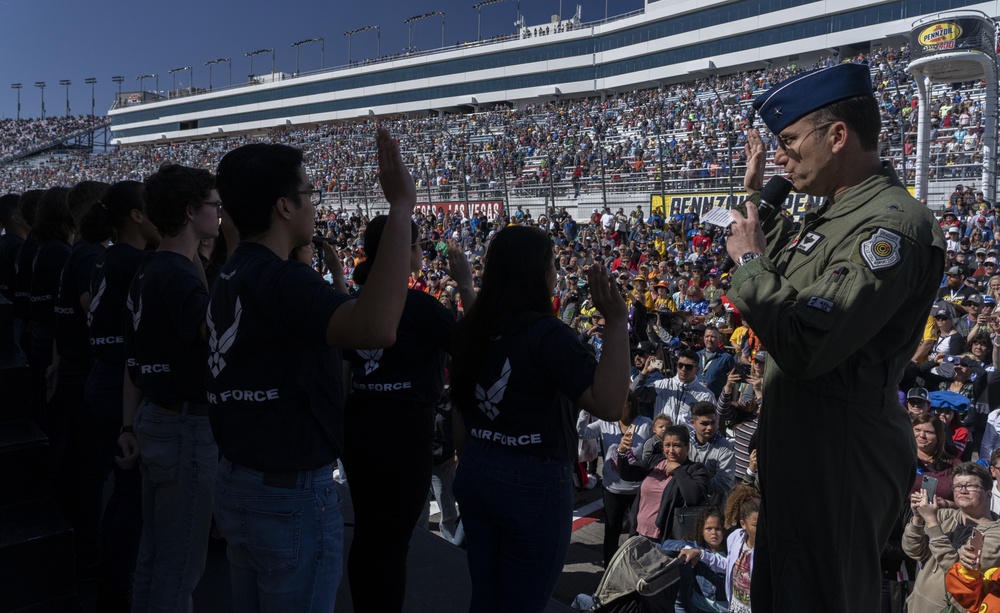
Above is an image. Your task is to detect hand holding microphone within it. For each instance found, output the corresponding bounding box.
[722,175,793,273]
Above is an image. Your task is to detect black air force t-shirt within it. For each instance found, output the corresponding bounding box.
[206,242,352,472]
[29,239,71,327]
[89,243,145,365]
[12,236,38,321]
[54,241,104,362]
[124,251,209,404]
[345,289,454,405]
[0,233,25,303]
[459,315,597,461]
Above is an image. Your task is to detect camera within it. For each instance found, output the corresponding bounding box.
[735,363,752,378]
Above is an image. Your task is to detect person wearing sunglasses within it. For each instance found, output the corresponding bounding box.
[929,300,965,361]
[633,348,715,428]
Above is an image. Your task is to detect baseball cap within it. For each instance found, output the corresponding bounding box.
[945,266,963,275]
[708,268,720,276]
[753,351,768,363]
[708,298,722,308]
[964,294,984,305]
[906,387,929,402]
[635,341,657,355]
[930,301,955,318]
[948,227,960,234]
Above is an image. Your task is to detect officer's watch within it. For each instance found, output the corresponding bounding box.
[737,252,763,267]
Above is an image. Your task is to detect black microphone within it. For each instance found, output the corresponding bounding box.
[719,175,793,273]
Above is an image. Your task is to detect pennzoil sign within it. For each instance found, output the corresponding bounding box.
[910,16,996,60]
[919,22,962,47]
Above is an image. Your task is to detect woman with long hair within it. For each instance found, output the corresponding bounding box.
[451,226,629,613]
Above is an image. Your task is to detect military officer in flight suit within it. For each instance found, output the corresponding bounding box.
[725,63,946,612]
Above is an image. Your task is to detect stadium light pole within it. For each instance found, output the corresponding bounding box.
[10,83,21,121]
[59,80,71,116]
[473,0,508,41]
[344,26,379,65]
[245,49,273,80]
[292,38,324,74]
[205,58,231,91]
[405,12,444,52]
[35,82,46,119]
[136,74,155,102]
[85,78,96,117]
[112,76,124,108]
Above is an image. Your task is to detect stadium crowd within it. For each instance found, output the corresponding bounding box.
[4,48,1000,613]
[0,115,110,163]
[1,44,991,210]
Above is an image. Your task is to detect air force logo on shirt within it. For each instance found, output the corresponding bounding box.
[207,297,242,378]
[126,292,142,331]
[88,278,106,327]
[358,349,383,375]
[476,359,511,420]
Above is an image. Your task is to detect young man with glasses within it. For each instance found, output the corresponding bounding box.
[726,63,945,612]
[632,348,715,427]
[206,128,416,611]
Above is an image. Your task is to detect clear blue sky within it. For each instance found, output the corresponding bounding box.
[0,0,644,121]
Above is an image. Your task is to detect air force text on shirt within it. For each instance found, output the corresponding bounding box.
[469,428,543,447]
[208,388,280,403]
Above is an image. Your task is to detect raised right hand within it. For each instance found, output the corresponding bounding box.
[376,127,416,210]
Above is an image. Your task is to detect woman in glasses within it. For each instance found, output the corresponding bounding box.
[904,462,1000,613]
[929,301,965,361]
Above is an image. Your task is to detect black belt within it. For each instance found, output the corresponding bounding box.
[147,399,211,417]
[232,463,300,489]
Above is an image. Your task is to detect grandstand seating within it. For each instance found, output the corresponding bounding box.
[0,46,993,211]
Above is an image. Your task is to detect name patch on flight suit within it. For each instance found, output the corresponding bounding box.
[859,228,903,271]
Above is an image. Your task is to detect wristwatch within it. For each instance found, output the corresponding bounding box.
[738,252,763,267]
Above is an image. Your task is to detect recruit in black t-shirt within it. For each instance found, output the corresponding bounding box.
[206,242,352,472]
[0,233,25,303]
[458,314,597,461]
[345,289,454,406]
[89,243,145,365]
[54,241,104,362]
[29,239,71,327]
[124,251,209,405]
[12,236,38,321]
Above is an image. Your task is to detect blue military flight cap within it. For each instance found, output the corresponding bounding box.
[753,63,874,134]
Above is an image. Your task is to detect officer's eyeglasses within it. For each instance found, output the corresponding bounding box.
[776,123,834,153]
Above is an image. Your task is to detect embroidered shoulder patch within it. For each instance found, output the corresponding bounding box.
[795,232,825,253]
[859,228,902,271]
[806,296,835,313]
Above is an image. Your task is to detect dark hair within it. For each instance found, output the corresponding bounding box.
[724,483,760,529]
[18,190,44,227]
[31,187,73,242]
[952,461,992,492]
[693,507,725,550]
[676,349,698,365]
[911,412,951,463]
[79,181,144,244]
[690,401,717,419]
[216,143,304,238]
[352,214,419,286]
[738,496,760,524]
[808,95,882,152]
[451,226,555,413]
[662,425,690,446]
[142,164,215,237]
[990,447,1000,468]
[67,181,110,229]
[0,194,21,228]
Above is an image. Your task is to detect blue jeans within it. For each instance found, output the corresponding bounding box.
[453,439,574,613]
[131,400,217,613]
[213,457,343,613]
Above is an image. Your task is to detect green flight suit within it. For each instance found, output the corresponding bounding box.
[728,164,946,612]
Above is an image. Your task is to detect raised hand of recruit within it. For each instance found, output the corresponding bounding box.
[586,264,627,324]
[376,127,416,210]
[446,239,473,289]
[743,128,766,194]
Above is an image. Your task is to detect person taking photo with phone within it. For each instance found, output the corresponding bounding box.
[904,462,1000,613]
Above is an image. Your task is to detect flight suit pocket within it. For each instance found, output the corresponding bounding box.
[797,266,856,332]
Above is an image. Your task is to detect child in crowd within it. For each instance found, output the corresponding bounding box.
[642,414,672,461]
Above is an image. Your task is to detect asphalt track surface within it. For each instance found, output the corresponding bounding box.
[73,467,613,612]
